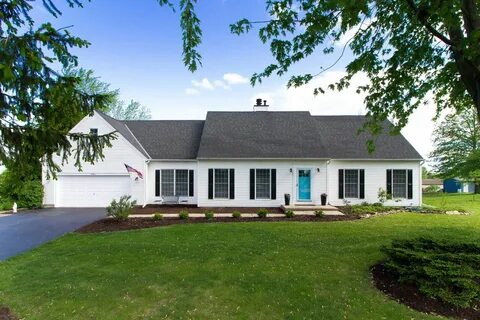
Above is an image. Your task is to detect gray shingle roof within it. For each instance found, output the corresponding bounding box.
[96,110,149,158]
[96,110,421,160]
[197,111,329,159]
[313,116,423,159]
[124,120,204,159]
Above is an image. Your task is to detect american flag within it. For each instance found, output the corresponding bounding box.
[124,164,143,179]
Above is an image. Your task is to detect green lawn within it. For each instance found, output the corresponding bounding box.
[0,194,479,319]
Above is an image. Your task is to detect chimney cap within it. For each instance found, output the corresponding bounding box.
[253,98,269,111]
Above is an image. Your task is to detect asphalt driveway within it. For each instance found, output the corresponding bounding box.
[0,208,106,260]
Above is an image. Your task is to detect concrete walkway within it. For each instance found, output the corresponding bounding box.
[0,208,106,260]
[131,211,344,218]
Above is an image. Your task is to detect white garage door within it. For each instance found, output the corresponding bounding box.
[57,175,132,207]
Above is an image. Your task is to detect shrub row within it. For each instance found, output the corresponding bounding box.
[381,238,480,308]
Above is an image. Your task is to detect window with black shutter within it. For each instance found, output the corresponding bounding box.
[229,169,235,199]
[338,169,344,199]
[188,170,194,197]
[155,170,160,197]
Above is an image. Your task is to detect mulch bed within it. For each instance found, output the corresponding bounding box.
[0,306,17,320]
[76,215,359,234]
[133,205,284,214]
[371,263,480,320]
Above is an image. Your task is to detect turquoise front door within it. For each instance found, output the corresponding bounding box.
[298,169,311,201]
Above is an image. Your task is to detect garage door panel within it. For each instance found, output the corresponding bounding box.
[57,176,132,207]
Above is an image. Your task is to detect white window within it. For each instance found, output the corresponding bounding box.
[344,169,360,198]
[161,170,174,196]
[175,170,189,197]
[161,169,189,197]
[255,169,271,199]
[214,169,229,199]
[392,170,407,198]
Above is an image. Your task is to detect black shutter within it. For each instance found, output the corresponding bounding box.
[407,169,413,199]
[271,169,276,200]
[155,170,160,197]
[359,169,365,199]
[229,169,235,199]
[386,169,392,196]
[188,170,194,197]
[338,169,344,199]
[208,169,213,199]
[250,169,255,199]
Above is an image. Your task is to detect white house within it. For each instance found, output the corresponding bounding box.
[42,104,423,208]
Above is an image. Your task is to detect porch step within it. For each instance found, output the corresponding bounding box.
[280,204,338,212]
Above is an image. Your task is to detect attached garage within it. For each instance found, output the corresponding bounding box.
[56,175,132,207]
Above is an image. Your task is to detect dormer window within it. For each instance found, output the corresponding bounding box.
[90,128,98,136]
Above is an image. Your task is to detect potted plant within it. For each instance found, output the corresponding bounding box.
[284,193,291,206]
[321,193,327,206]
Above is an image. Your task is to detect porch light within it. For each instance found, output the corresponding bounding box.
[317,168,320,172]
[289,168,292,173]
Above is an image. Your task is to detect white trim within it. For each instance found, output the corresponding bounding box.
[343,169,361,199]
[213,168,230,200]
[123,123,152,159]
[296,168,312,202]
[57,173,130,176]
[93,110,148,161]
[198,157,330,160]
[149,159,197,162]
[253,168,273,200]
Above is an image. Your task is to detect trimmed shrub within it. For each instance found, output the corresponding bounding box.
[179,210,189,220]
[204,211,214,220]
[381,238,480,308]
[106,195,136,221]
[152,213,163,221]
[0,170,43,209]
[257,208,268,218]
[232,211,241,218]
[285,210,294,218]
[314,210,324,217]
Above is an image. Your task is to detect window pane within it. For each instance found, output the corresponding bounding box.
[344,169,359,198]
[256,169,271,199]
[392,170,407,198]
[161,170,174,196]
[214,169,229,198]
[175,170,188,197]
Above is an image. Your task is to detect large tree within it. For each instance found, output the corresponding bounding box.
[430,108,480,191]
[64,68,151,120]
[0,1,116,180]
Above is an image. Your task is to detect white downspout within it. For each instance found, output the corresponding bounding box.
[326,160,330,205]
[143,160,150,207]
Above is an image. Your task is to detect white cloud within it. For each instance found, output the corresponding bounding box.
[213,80,230,89]
[223,73,249,85]
[192,78,215,90]
[249,70,435,159]
[184,88,200,95]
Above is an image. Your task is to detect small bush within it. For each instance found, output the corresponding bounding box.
[204,211,214,220]
[285,210,294,218]
[424,185,441,193]
[315,210,324,217]
[106,195,136,221]
[232,211,241,218]
[257,208,268,218]
[152,213,163,221]
[179,210,189,220]
[381,238,480,308]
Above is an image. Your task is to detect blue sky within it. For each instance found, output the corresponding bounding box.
[30,0,435,158]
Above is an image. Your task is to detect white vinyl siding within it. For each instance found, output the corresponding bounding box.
[255,169,271,199]
[344,169,360,198]
[328,160,421,207]
[392,169,407,198]
[214,169,229,199]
